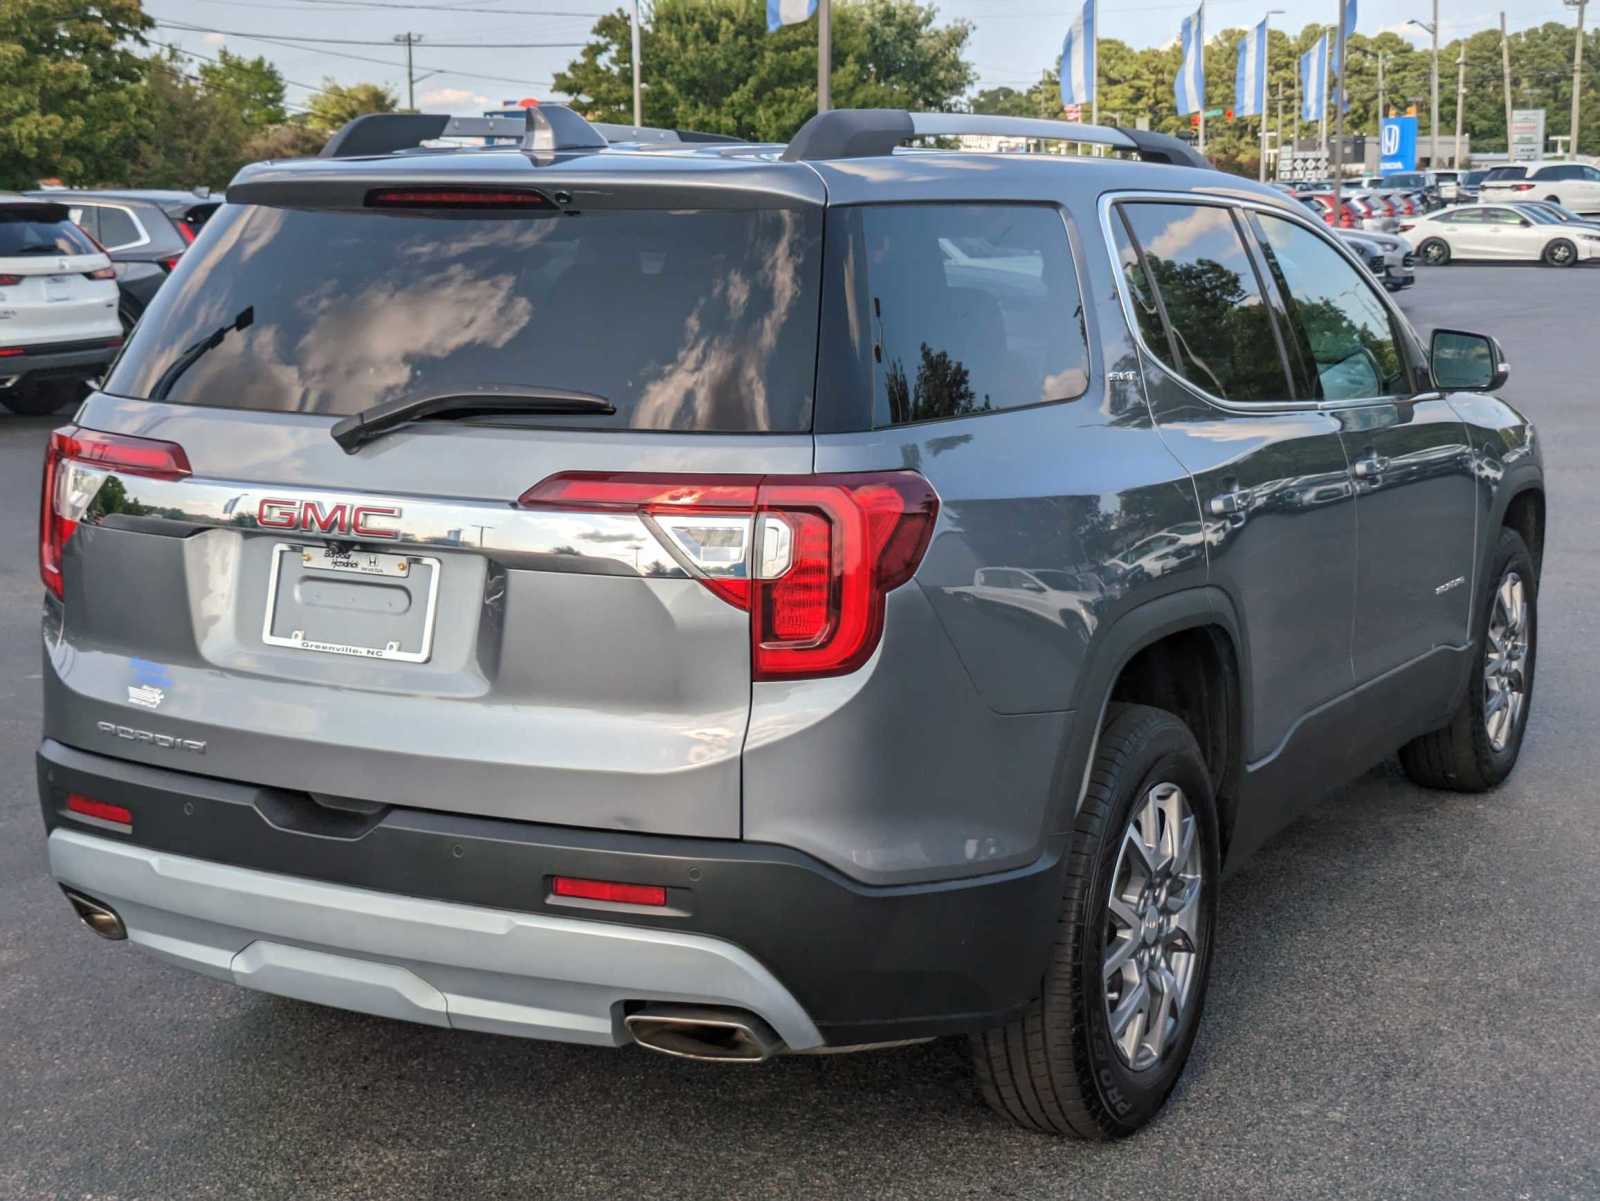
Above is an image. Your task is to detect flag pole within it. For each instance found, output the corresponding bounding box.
[1197,1,1206,152]
[1090,0,1099,127]
[630,0,642,126]
[817,0,831,113]
[1259,15,1269,182]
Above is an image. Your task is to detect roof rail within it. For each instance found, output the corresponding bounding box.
[780,110,1210,169]
[320,105,607,158]
[589,122,747,146]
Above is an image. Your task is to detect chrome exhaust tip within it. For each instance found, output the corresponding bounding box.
[61,887,126,940]
[625,1004,784,1063]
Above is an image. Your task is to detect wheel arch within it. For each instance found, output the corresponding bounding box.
[1057,587,1248,857]
[1499,484,1546,578]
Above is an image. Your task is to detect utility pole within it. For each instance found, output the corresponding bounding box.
[1501,12,1515,153]
[817,0,831,113]
[630,0,642,126]
[394,32,422,110]
[1377,50,1386,129]
[1569,0,1589,157]
[1454,43,1467,167]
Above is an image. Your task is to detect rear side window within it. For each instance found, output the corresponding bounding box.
[94,206,142,248]
[107,202,824,432]
[1254,213,1409,401]
[0,208,100,256]
[1486,167,1528,181]
[819,203,1089,429]
[1113,202,1290,404]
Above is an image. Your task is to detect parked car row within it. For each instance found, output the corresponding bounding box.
[0,188,217,415]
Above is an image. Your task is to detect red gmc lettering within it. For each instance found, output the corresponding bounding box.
[254,499,402,540]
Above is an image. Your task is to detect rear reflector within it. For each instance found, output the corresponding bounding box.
[519,470,939,681]
[65,793,132,828]
[552,876,668,907]
[367,188,552,209]
[40,425,192,600]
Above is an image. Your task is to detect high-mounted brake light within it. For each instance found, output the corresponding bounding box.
[552,876,668,907]
[519,471,939,681]
[40,425,191,600]
[366,187,552,209]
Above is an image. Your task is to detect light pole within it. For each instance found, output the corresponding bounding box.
[630,0,642,126]
[393,32,422,110]
[1568,0,1589,157]
[1454,42,1467,167]
[1407,5,1440,166]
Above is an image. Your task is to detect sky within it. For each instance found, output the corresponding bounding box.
[146,0,1588,116]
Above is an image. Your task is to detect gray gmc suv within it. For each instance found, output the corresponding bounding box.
[37,107,1544,1139]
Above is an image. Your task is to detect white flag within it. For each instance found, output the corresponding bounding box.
[1174,6,1205,117]
[1059,0,1096,108]
[767,0,817,32]
[1234,17,1267,118]
[1299,33,1328,121]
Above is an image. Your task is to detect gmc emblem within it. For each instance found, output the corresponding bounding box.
[257,498,402,539]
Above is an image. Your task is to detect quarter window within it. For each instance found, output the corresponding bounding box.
[1253,213,1410,401]
[1114,202,1291,403]
[95,206,142,248]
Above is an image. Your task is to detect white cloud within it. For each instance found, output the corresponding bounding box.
[202,31,225,46]
[420,87,492,110]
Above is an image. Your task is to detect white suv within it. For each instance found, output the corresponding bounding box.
[1480,161,1600,215]
[0,194,122,416]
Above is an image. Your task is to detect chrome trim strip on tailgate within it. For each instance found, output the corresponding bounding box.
[75,466,687,577]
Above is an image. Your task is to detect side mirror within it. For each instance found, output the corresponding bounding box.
[1431,329,1509,392]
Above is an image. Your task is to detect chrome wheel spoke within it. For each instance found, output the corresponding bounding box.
[1482,569,1530,753]
[1109,974,1149,1045]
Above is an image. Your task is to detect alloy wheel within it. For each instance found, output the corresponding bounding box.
[1484,570,1530,752]
[1102,782,1205,1071]
[1423,241,1448,265]
[1549,243,1574,265]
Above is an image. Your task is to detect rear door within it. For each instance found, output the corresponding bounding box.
[45,173,828,839]
[1248,208,1475,690]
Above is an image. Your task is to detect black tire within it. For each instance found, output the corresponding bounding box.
[1,379,81,417]
[1543,238,1577,267]
[972,703,1220,1139]
[1419,238,1451,266]
[1400,527,1537,792]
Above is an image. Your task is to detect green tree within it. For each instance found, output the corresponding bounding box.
[0,0,152,188]
[126,50,250,188]
[555,0,973,141]
[305,78,399,134]
[241,121,327,161]
[198,48,287,129]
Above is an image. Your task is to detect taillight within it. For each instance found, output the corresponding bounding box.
[40,425,191,599]
[0,274,20,286]
[519,470,939,681]
[1339,206,1356,228]
[160,255,181,272]
[1511,183,1535,192]
[85,266,116,280]
[176,219,197,244]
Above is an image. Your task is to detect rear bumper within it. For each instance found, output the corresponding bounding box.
[38,740,1064,1046]
[0,340,117,386]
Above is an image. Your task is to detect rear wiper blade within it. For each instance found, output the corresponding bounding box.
[331,386,615,453]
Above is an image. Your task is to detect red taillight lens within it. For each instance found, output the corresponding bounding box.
[551,876,667,906]
[367,188,552,209]
[40,425,192,599]
[176,219,197,245]
[65,793,133,828]
[0,346,23,357]
[0,273,20,286]
[518,470,939,681]
[1511,183,1535,192]
[160,255,181,272]
[1339,207,1355,228]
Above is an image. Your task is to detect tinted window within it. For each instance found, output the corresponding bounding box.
[828,204,1089,428]
[107,203,823,432]
[1486,167,1528,181]
[1254,213,1409,401]
[95,206,142,247]
[0,207,100,256]
[1116,202,1290,403]
[1482,208,1527,225]
[1534,165,1578,181]
[1443,209,1484,223]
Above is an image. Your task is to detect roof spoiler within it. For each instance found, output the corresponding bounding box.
[320,105,607,158]
[780,110,1210,168]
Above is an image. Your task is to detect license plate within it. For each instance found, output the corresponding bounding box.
[261,544,441,662]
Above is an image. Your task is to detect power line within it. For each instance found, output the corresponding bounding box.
[147,37,322,91]
[195,0,603,15]
[154,19,582,47]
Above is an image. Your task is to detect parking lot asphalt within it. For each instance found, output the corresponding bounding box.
[2,265,1599,1201]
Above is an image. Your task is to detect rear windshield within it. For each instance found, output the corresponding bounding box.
[106,202,823,432]
[0,208,100,257]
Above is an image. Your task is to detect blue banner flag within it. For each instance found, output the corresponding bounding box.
[1234,17,1267,118]
[1059,0,1096,108]
[1174,5,1205,117]
[1299,33,1327,121]
[767,0,817,32]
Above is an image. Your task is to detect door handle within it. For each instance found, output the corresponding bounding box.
[1351,453,1390,480]
[1208,488,1248,516]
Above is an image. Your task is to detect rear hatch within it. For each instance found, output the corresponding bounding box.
[0,203,119,347]
[41,155,828,838]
